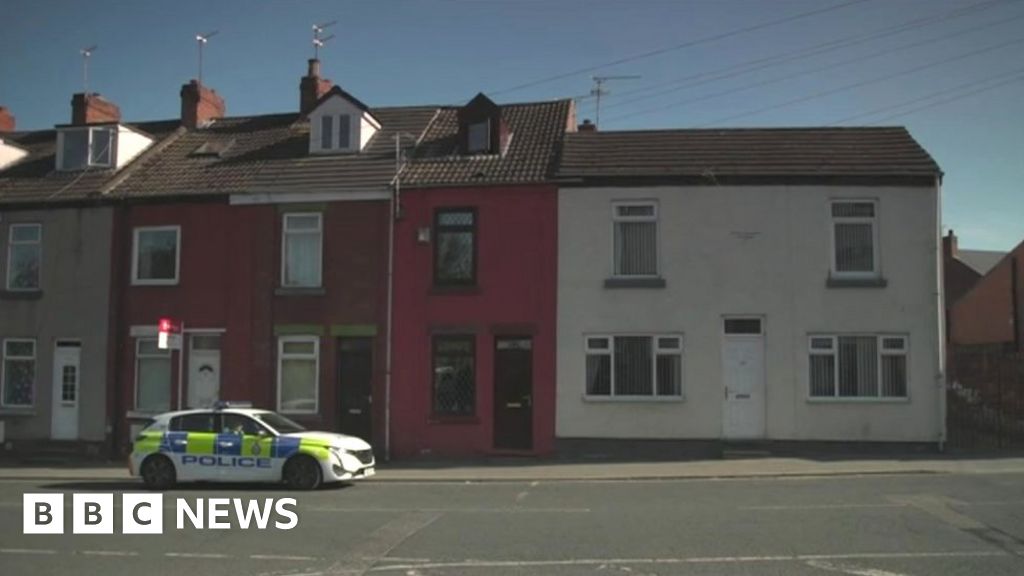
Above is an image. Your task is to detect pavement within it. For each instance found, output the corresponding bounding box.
[2,453,1024,482]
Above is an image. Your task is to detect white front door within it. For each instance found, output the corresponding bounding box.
[721,318,766,440]
[187,334,221,408]
[50,342,81,440]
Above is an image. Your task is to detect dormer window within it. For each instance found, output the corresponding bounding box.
[59,126,114,171]
[467,120,490,154]
[319,115,352,150]
[307,86,379,155]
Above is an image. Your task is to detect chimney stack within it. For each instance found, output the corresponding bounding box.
[0,107,14,132]
[180,80,226,129]
[578,118,597,132]
[71,93,121,125]
[943,229,958,262]
[300,58,333,115]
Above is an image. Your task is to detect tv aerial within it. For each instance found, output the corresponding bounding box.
[195,30,219,85]
[80,45,97,94]
[312,21,336,60]
[591,75,641,128]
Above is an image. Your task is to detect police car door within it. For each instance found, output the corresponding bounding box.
[167,412,219,482]
[219,413,277,482]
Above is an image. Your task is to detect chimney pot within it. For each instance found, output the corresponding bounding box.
[71,93,121,125]
[300,59,333,115]
[180,80,226,129]
[0,106,14,132]
[578,118,597,132]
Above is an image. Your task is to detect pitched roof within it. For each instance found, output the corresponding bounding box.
[401,99,573,188]
[0,120,180,205]
[558,126,941,184]
[957,249,1006,276]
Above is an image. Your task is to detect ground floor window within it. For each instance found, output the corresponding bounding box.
[809,334,908,398]
[2,339,36,407]
[432,335,476,416]
[135,338,171,412]
[585,334,683,398]
[277,336,319,414]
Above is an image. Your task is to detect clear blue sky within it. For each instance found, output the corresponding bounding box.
[2,0,1021,250]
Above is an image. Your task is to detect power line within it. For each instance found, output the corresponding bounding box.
[864,74,1024,125]
[690,35,1024,128]
[604,0,1015,109]
[604,10,1024,124]
[488,0,874,96]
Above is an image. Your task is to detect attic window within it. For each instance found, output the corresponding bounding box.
[467,120,490,154]
[317,114,352,152]
[60,126,114,170]
[190,139,235,158]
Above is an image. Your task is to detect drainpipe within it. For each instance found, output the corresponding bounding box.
[935,174,947,451]
[384,137,400,462]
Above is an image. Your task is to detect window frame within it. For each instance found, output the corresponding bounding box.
[134,337,172,413]
[131,225,181,286]
[807,333,909,401]
[276,335,320,415]
[337,114,352,150]
[467,119,491,154]
[280,212,324,288]
[611,201,660,279]
[1,338,37,408]
[829,199,880,279]
[583,333,684,401]
[6,222,42,292]
[433,207,478,288]
[319,115,333,150]
[431,334,477,418]
[58,126,115,171]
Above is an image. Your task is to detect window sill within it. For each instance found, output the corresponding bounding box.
[131,280,179,287]
[0,407,36,417]
[582,395,685,403]
[275,287,326,297]
[806,397,909,404]
[428,416,480,425]
[0,290,42,300]
[826,276,887,289]
[429,285,481,296]
[603,277,667,289]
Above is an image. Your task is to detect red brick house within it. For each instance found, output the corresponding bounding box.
[388,94,574,458]
[949,236,1023,352]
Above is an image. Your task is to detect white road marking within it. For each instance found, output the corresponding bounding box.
[309,506,589,513]
[530,481,539,487]
[250,554,318,561]
[0,548,57,555]
[515,491,529,502]
[805,559,909,576]
[366,550,1006,572]
[81,550,139,557]
[742,504,907,511]
[165,552,231,559]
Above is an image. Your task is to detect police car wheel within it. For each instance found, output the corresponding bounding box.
[141,455,176,490]
[283,455,322,490]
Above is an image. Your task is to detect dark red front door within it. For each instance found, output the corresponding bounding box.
[493,337,533,450]
[338,338,373,442]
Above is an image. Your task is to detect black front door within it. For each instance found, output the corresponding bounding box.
[338,338,373,441]
[493,337,533,450]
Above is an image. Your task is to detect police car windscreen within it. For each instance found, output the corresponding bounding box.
[253,412,306,434]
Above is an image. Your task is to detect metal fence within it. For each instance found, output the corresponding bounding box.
[947,345,1024,449]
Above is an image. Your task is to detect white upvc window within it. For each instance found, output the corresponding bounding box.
[830,200,879,278]
[132,226,180,285]
[2,338,36,407]
[59,126,114,170]
[809,334,908,399]
[6,223,42,291]
[585,334,683,399]
[612,202,659,277]
[282,213,323,288]
[317,115,351,151]
[135,338,171,412]
[277,336,319,414]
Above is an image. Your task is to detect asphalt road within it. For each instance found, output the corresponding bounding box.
[0,471,1022,575]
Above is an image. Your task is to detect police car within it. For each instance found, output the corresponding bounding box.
[130,403,375,490]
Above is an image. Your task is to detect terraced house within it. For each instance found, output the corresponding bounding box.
[555,127,945,450]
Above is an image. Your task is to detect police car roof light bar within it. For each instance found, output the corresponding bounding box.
[213,401,253,410]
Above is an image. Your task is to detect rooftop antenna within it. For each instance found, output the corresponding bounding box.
[195,30,219,85]
[80,45,97,95]
[591,75,641,128]
[312,21,336,60]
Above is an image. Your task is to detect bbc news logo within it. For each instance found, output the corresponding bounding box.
[23,493,298,534]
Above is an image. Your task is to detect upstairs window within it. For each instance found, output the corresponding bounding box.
[282,213,323,288]
[60,127,114,170]
[613,202,658,277]
[809,335,907,399]
[320,116,333,149]
[467,120,490,154]
[831,201,878,278]
[6,223,41,291]
[316,115,352,152]
[132,226,180,285]
[434,208,477,286]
